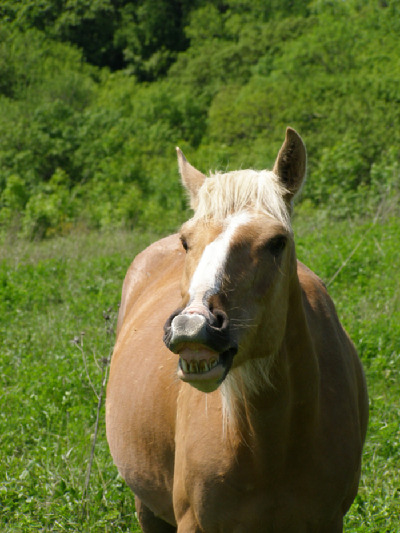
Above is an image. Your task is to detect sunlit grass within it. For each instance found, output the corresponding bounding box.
[0,213,399,531]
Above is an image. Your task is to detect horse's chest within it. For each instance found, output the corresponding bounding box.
[173,443,296,532]
[173,404,275,530]
[173,445,259,531]
[173,441,323,532]
[172,399,331,531]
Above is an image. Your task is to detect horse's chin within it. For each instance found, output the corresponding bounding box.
[177,346,235,393]
[179,375,222,393]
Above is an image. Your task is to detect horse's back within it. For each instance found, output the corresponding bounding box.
[106,234,183,524]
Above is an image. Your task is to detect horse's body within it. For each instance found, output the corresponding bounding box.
[106,129,368,532]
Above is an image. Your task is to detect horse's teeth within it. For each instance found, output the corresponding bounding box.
[189,361,198,373]
[199,360,209,373]
[180,356,219,374]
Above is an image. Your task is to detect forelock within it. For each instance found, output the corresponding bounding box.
[193,169,291,230]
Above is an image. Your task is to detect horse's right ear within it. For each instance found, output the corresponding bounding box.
[176,147,206,207]
[273,128,307,200]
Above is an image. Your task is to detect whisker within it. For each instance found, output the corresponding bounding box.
[229,318,255,323]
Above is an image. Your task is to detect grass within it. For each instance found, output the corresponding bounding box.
[0,208,399,531]
[0,229,154,532]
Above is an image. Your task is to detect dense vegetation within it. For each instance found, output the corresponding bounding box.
[1,215,399,531]
[0,0,399,238]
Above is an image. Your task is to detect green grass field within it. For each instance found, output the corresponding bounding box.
[0,208,399,531]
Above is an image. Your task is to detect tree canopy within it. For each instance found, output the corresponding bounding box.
[0,0,399,238]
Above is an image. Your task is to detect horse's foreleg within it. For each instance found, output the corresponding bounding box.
[135,496,177,533]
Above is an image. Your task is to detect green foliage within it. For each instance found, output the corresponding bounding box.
[0,0,200,75]
[115,0,198,80]
[1,0,123,69]
[0,1,400,239]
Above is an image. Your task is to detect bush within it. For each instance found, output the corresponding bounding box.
[1,1,400,239]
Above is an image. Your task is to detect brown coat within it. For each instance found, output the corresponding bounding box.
[106,129,368,532]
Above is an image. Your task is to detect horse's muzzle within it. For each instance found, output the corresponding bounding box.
[163,308,238,389]
[163,308,233,354]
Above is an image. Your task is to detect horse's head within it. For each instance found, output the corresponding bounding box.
[163,128,306,392]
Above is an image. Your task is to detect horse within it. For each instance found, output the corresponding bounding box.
[106,128,368,532]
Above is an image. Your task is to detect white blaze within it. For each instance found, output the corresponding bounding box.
[187,213,251,310]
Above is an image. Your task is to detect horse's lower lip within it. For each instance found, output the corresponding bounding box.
[177,358,226,393]
[176,346,224,390]
[176,345,237,392]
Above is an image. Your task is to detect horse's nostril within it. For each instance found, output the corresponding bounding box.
[216,313,224,329]
[211,309,228,330]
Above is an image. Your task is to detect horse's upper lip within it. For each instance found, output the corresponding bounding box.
[163,311,235,356]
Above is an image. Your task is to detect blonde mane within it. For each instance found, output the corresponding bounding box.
[220,356,277,439]
[193,169,291,230]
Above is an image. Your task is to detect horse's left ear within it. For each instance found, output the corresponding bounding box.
[176,147,206,208]
[273,127,307,200]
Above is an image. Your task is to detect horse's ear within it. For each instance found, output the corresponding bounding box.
[273,128,307,200]
[176,147,206,206]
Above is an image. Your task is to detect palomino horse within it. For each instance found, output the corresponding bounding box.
[106,128,368,532]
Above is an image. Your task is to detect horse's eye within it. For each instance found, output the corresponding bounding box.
[180,237,189,252]
[266,235,287,256]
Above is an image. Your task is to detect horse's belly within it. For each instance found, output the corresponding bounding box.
[106,377,178,521]
[106,312,180,523]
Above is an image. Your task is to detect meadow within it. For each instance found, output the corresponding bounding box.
[1,1,399,530]
[0,199,399,532]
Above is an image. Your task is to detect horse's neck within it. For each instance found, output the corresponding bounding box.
[221,279,320,455]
